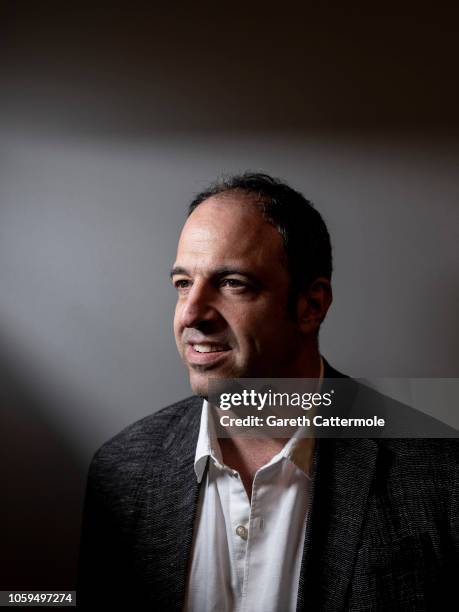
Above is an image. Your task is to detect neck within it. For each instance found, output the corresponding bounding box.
[279,346,322,378]
[219,435,286,501]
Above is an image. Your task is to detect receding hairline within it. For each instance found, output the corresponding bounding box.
[194,183,274,205]
[187,188,277,225]
[183,189,289,267]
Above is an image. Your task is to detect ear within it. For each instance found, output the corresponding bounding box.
[296,278,333,334]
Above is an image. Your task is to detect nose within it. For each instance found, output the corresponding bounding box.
[179,280,219,329]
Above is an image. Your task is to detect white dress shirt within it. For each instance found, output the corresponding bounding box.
[184,360,323,612]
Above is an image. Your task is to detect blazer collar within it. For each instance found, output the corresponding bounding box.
[296,435,379,611]
[296,360,379,610]
[136,397,203,611]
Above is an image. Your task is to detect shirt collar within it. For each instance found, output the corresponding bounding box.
[193,356,324,483]
[194,398,222,483]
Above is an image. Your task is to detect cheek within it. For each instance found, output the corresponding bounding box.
[229,312,270,353]
[173,299,182,324]
[244,311,297,352]
[226,308,253,339]
[173,306,182,340]
[230,300,285,331]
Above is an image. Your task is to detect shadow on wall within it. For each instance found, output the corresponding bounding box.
[2,3,459,137]
[0,333,85,590]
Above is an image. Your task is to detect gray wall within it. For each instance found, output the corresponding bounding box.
[1,2,458,589]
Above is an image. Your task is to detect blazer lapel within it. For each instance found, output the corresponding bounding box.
[134,398,203,611]
[296,436,379,611]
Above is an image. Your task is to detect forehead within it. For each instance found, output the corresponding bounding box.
[175,195,286,274]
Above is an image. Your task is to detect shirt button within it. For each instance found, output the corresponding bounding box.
[236,525,248,540]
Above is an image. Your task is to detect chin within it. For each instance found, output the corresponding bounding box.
[188,367,237,399]
[188,373,209,399]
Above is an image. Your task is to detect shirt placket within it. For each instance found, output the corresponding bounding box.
[240,460,281,612]
[227,470,251,599]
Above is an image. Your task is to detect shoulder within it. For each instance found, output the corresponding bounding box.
[324,358,458,467]
[322,359,458,496]
[93,395,201,463]
[86,396,202,493]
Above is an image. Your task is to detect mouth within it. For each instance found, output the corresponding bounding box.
[185,342,232,367]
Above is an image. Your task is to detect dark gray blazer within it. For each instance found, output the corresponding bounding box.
[77,361,458,611]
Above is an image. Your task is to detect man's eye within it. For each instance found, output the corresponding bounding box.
[221,278,246,288]
[174,279,191,290]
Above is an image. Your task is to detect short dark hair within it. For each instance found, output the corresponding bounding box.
[188,172,333,304]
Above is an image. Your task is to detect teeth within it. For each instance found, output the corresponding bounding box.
[193,344,227,353]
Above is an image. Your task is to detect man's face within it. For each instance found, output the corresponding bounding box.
[172,195,305,396]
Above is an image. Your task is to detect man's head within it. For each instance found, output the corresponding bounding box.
[171,172,333,397]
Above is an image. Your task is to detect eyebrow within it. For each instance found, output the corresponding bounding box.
[170,266,189,279]
[170,266,261,285]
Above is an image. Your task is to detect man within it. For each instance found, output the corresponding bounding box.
[77,173,457,611]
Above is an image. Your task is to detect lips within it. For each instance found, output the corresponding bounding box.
[185,342,231,366]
